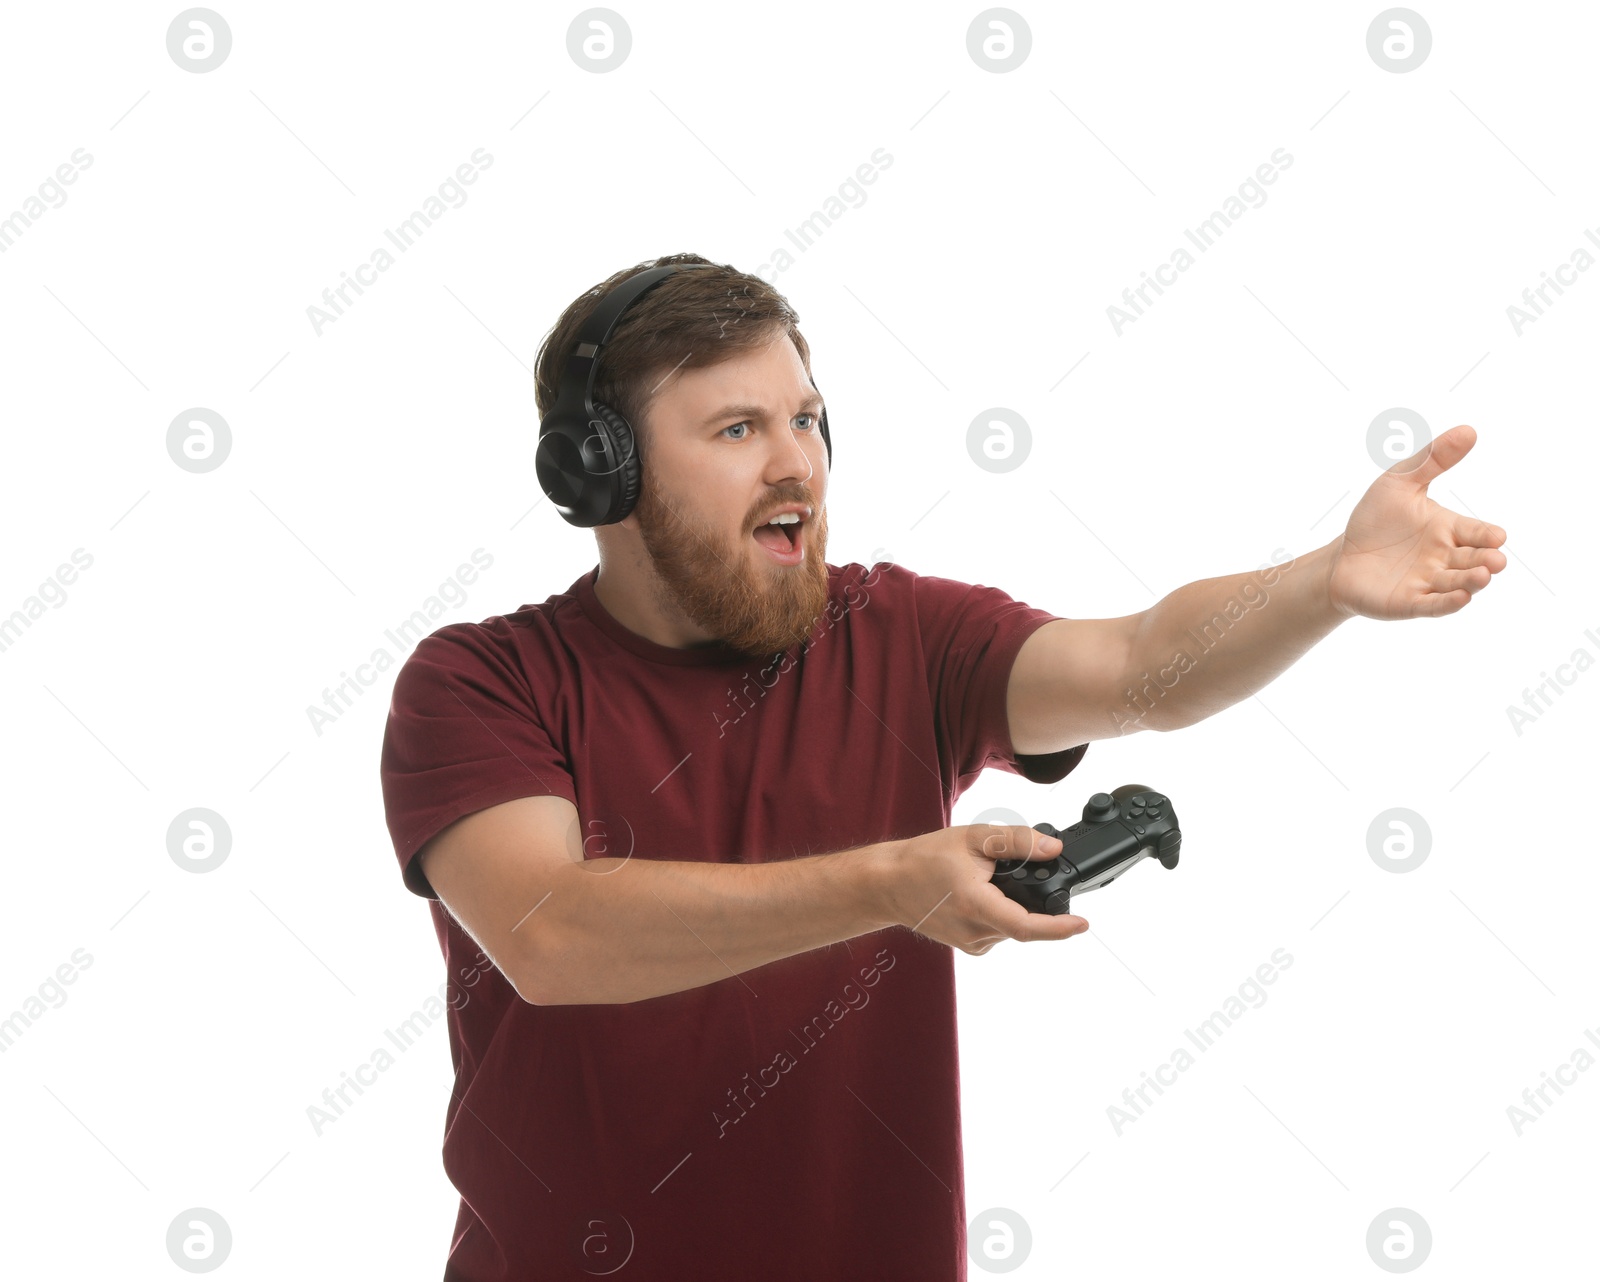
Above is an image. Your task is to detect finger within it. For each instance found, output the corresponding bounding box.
[1412,588,1472,618]
[973,824,1061,862]
[1445,545,1508,573]
[1428,566,1494,596]
[1451,513,1507,549]
[1393,424,1476,488]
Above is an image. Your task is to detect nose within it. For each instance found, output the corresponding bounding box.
[764,418,823,489]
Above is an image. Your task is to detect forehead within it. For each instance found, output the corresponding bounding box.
[651,335,812,413]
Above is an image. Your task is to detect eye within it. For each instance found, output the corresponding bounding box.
[720,413,818,441]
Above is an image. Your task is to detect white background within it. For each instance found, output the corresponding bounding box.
[1,1,1593,1277]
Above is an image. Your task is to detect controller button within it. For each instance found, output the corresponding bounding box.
[1033,867,1050,880]
[1131,793,1146,805]
[1134,826,1145,836]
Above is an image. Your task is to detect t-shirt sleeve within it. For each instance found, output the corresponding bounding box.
[909,567,1089,795]
[379,623,578,899]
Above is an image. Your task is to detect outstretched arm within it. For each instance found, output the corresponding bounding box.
[1007,424,1509,750]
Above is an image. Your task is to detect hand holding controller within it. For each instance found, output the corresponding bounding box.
[991,783,1181,915]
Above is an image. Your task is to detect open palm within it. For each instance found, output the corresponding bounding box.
[1328,425,1509,621]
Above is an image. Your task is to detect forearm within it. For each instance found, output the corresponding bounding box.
[1120,536,1348,732]
[524,844,896,1005]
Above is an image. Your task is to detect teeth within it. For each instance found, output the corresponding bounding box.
[765,513,801,525]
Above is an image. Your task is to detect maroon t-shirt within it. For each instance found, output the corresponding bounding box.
[379,559,1087,1281]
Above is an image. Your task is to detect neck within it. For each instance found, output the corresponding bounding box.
[593,536,720,650]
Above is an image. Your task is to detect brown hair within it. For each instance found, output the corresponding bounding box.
[533,252,813,444]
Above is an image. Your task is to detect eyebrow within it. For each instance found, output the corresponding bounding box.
[699,393,824,428]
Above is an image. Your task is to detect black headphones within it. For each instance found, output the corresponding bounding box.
[535,262,832,528]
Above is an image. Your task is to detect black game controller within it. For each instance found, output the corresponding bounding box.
[990,784,1181,915]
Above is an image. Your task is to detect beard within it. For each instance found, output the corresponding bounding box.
[631,468,831,659]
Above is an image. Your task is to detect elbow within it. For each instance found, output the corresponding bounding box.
[512,965,549,1006]
[517,971,575,1006]
[1117,694,1193,735]
[1141,713,1187,734]
[517,964,581,1007]
[516,977,554,1006]
[512,934,566,1006]
[517,951,646,1007]
[509,876,589,1005]
[1133,714,1192,736]
[514,937,610,1006]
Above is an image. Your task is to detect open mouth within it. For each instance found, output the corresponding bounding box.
[751,511,806,565]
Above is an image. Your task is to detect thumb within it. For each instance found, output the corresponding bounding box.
[1391,423,1476,489]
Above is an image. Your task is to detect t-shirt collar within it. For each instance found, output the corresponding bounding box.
[573,566,766,668]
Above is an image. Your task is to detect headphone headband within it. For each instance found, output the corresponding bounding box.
[536,262,831,528]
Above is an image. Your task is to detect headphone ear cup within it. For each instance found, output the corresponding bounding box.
[590,402,642,525]
[534,416,589,523]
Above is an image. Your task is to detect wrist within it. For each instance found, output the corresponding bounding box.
[1288,536,1348,626]
[1314,535,1352,624]
[851,840,905,932]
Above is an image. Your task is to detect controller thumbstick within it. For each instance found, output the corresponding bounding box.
[1084,792,1117,822]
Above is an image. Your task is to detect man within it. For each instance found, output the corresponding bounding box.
[379,254,1507,1281]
